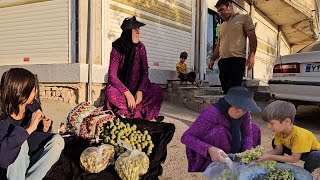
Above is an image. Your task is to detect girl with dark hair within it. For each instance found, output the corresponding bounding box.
[0,68,64,180]
[105,16,164,121]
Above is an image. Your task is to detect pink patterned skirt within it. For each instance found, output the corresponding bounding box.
[105,83,163,120]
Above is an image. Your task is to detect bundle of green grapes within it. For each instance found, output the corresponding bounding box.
[115,149,150,180]
[261,160,277,172]
[266,169,294,180]
[97,121,154,156]
[259,160,294,179]
[80,144,115,173]
[236,146,294,179]
[235,145,263,164]
[216,169,237,180]
[252,169,294,180]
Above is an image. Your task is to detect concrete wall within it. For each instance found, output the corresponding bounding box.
[39,83,105,107]
[0,64,107,106]
[0,64,174,105]
[0,64,108,83]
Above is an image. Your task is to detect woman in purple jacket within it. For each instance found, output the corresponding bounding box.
[105,16,164,121]
[181,86,261,172]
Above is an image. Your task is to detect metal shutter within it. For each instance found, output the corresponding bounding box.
[254,9,278,80]
[105,0,193,71]
[0,0,70,65]
[280,35,291,55]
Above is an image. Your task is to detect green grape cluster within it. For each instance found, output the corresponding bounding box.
[216,169,237,180]
[252,169,294,180]
[261,160,277,172]
[115,150,149,180]
[236,145,263,164]
[265,169,294,180]
[97,121,154,156]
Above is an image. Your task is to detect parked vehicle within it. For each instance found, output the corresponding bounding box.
[269,41,320,107]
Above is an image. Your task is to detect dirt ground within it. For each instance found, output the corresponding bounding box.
[41,99,320,180]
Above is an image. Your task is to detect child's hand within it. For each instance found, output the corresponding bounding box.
[255,153,271,162]
[42,115,52,132]
[26,110,43,134]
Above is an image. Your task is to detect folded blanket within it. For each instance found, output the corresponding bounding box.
[44,118,175,180]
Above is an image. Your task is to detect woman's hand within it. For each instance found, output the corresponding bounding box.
[26,109,43,135]
[135,91,143,105]
[208,146,228,163]
[124,91,136,109]
[42,115,52,132]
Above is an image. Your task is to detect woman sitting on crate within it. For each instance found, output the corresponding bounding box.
[105,16,164,122]
[181,86,262,172]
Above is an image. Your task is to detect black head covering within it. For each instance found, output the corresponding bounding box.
[112,29,134,53]
[213,97,245,153]
[121,16,146,30]
[112,28,136,88]
[111,16,146,89]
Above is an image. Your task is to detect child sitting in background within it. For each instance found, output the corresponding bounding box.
[176,51,198,86]
[256,100,320,172]
[0,68,64,180]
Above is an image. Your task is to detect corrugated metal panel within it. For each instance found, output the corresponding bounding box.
[0,0,69,65]
[233,3,247,14]
[280,35,291,55]
[233,0,251,12]
[208,1,249,13]
[174,0,191,4]
[156,0,191,9]
[105,0,192,71]
[254,57,273,81]
[208,0,218,11]
[254,10,277,80]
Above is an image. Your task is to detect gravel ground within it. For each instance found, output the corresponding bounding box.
[41,99,320,180]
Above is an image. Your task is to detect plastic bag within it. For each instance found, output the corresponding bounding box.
[204,157,241,180]
[115,149,150,180]
[212,59,220,74]
[80,144,115,173]
[313,168,320,180]
[238,163,313,180]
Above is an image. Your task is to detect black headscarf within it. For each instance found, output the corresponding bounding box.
[213,98,245,153]
[112,29,137,88]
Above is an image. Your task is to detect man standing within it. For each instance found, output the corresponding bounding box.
[208,0,257,94]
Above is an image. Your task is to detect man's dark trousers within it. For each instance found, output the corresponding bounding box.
[218,57,246,94]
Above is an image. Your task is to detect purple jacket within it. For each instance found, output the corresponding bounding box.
[108,42,150,94]
[181,105,254,171]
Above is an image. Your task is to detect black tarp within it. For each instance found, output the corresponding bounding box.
[1,118,175,180]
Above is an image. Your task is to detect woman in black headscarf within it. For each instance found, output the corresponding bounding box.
[105,16,164,121]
